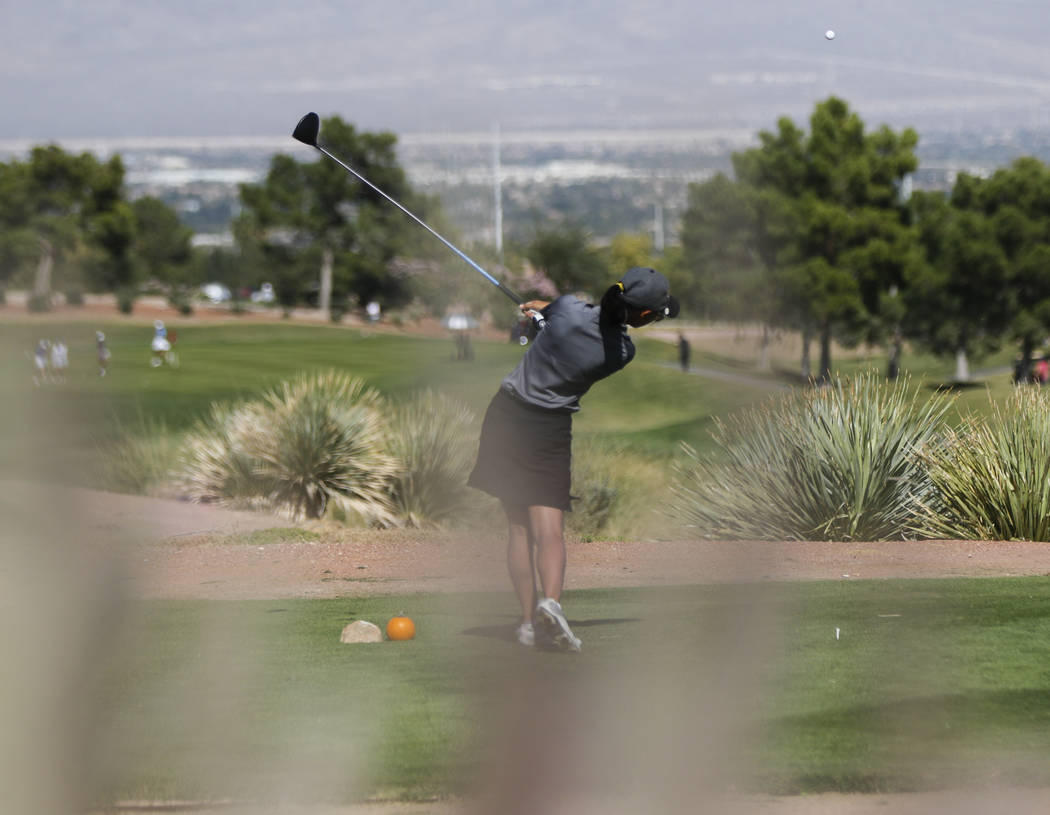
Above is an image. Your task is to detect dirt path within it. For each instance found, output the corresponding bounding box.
[90,787,1050,815]
[16,479,1047,600]
[132,530,1050,601]
[69,483,1050,600]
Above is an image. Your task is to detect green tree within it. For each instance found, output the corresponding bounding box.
[677,173,788,367]
[131,196,194,303]
[0,161,34,292]
[525,221,608,298]
[606,232,658,275]
[0,146,135,307]
[729,119,814,374]
[236,116,422,317]
[679,174,742,319]
[732,98,920,380]
[956,157,1050,379]
[905,188,1010,381]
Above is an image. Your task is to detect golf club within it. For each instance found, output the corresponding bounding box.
[292,112,544,338]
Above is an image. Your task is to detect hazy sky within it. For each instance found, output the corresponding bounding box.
[4,0,1050,144]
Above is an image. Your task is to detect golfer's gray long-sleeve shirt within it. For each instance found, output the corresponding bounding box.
[501,295,635,412]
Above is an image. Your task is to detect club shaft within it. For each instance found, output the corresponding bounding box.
[315,144,523,306]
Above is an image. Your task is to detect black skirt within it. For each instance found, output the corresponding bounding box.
[467,388,573,511]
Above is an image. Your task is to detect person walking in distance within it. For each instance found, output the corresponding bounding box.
[468,267,679,651]
[51,338,69,382]
[150,320,171,367]
[32,339,50,386]
[678,331,691,372]
[96,331,111,377]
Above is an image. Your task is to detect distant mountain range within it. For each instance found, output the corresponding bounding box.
[5,0,1050,142]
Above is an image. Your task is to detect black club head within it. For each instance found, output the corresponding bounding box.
[292,112,320,147]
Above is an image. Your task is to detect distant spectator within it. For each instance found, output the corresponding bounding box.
[366,301,381,322]
[1037,357,1049,385]
[33,339,49,386]
[96,331,111,377]
[446,313,475,361]
[50,339,68,382]
[678,332,691,372]
[150,320,171,367]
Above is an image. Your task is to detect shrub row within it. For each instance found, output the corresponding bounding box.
[670,373,1050,542]
[101,370,654,536]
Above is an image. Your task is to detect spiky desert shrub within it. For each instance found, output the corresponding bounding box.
[179,402,266,506]
[912,387,1050,541]
[180,371,397,522]
[669,373,953,541]
[386,390,480,526]
[248,372,398,521]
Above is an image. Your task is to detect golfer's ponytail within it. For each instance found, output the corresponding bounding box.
[599,283,627,328]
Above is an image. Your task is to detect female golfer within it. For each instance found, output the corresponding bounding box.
[468,267,679,651]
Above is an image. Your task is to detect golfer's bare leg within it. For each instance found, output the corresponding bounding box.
[504,504,536,623]
[529,505,565,602]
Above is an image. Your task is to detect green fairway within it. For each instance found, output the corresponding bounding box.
[91,577,1050,805]
[3,320,1019,468]
[0,320,776,485]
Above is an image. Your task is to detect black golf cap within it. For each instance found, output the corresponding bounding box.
[618,267,680,319]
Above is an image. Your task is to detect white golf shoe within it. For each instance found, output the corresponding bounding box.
[534,597,582,653]
[516,621,535,646]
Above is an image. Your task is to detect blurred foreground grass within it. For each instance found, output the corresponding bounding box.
[87,578,1050,805]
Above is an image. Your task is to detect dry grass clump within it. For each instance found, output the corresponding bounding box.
[98,417,184,496]
[569,437,670,540]
[386,389,481,527]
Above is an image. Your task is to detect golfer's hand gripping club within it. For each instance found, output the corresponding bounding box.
[520,301,548,335]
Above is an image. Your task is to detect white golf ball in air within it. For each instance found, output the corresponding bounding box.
[825,29,836,40]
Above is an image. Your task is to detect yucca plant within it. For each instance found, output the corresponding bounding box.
[386,390,480,526]
[669,373,954,541]
[180,371,398,522]
[912,387,1050,541]
[248,372,397,522]
[179,402,267,507]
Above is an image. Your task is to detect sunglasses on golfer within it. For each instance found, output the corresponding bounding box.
[635,306,669,324]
